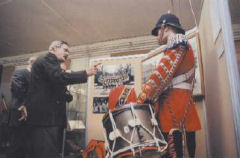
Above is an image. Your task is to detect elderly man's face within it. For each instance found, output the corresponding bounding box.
[54,44,69,62]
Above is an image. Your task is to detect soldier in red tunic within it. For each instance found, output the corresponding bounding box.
[137,13,201,158]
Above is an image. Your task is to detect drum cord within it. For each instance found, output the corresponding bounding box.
[107,109,137,157]
[130,104,168,153]
[130,104,139,157]
[109,110,118,156]
[148,104,168,152]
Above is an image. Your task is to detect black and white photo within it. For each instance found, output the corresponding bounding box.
[94,63,134,95]
[93,97,109,113]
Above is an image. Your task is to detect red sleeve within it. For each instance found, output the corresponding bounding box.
[137,45,187,103]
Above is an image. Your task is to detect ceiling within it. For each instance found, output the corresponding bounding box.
[0,0,205,58]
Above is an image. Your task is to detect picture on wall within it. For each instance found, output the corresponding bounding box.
[141,31,204,97]
[93,97,109,113]
[94,63,134,96]
[188,34,204,96]
[90,54,143,114]
[142,52,164,83]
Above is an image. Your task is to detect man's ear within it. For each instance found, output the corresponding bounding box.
[164,27,169,33]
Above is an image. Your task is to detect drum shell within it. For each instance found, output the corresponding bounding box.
[102,104,163,156]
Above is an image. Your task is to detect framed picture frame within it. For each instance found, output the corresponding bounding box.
[188,32,205,97]
[141,30,205,97]
[93,63,135,113]
[89,54,146,114]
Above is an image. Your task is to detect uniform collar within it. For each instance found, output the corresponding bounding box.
[167,33,187,49]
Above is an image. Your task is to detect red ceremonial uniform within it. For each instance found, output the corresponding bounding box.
[137,34,201,132]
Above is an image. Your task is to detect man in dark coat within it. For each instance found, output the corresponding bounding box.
[7,57,36,158]
[26,40,99,158]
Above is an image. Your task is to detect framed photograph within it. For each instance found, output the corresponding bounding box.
[89,54,146,114]
[141,31,204,97]
[93,97,109,113]
[142,47,165,84]
[188,33,205,96]
[94,63,134,96]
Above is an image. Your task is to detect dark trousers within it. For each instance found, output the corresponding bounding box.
[163,132,196,158]
[7,125,31,158]
[58,126,65,154]
[28,126,60,158]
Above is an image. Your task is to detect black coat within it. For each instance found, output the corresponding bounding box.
[9,68,30,126]
[27,53,88,126]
